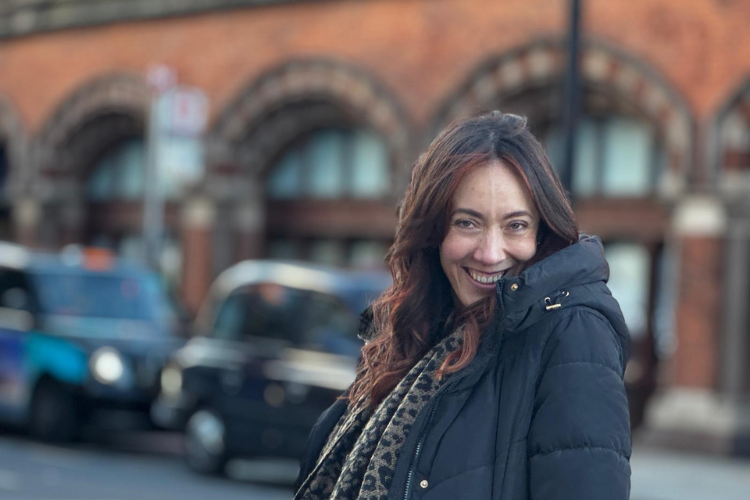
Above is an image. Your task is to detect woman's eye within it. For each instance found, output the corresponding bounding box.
[508,221,527,232]
[454,219,476,229]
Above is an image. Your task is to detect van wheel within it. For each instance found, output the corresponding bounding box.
[29,381,79,442]
[184,408,228,475]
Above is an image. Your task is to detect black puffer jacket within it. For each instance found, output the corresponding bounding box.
[297,235,632,500]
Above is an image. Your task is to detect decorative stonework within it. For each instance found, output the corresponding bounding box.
[209,58,412,197]
[431,38,694,195]
[712,78,750,197]
[35,73,148,201]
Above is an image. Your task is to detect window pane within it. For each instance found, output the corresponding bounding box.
[118,139,146,199]
[267,148,302,199]
[267,239,300,260]
[544,120,598,196]
[87,155,115,200]
[308,130,344,198]
[351,130,389,198]
[572,119,598,197]
[544,127,564,176]
[87,139,145,201]
[309,239,345,265]
[604,243,650,338]
[350,240,387,269]
[212,294,246,341]
[602,117,653,196]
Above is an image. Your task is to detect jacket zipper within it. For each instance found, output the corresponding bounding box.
[403,380,457,500]
[402,279,507,500]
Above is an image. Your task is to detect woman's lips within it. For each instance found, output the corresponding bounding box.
[464,267,506,289]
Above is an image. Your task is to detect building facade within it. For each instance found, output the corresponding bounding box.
[0,0,749,452]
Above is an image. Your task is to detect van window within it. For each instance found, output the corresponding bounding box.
[30,272,174,323]
[212,283,360,355]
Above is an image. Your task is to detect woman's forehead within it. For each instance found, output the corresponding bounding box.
[452,161,536,216]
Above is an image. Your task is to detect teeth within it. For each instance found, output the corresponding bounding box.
[468,269,504,284]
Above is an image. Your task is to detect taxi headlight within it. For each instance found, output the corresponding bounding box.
[161,365,183,397]
[90,347,125,384]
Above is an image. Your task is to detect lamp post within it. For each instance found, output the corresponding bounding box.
[561,0,582,199]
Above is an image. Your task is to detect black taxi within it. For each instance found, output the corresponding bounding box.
[151,260,390,474]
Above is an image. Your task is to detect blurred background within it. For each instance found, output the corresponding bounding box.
[0,0,749,499]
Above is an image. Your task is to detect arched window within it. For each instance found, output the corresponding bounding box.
[267,127,390,199]
[264,127,392,269]
[87,138,146,201]
[84,136,182,281]
[545,115,665,197]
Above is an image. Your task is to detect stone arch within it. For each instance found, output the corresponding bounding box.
[30,73,150,248]
[36,72,149,200]
[710,77,750,195]
[431,38,694,195]
[209,58,412,195]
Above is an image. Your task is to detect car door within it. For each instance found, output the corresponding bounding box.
[0,267,35,421]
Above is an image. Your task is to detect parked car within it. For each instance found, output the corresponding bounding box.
[0,242,186,442]
[151,260,390,475]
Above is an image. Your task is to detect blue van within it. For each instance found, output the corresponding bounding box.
[0,242,185,441]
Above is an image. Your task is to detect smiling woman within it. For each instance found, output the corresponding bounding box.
[295,111,631,500]
[440,161,539,306]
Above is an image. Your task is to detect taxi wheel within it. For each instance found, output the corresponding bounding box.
[29,381,79,443]
[184,408,229,475]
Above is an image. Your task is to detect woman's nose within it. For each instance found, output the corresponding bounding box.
[473,229,506,264]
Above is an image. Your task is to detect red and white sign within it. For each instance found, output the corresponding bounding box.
[163,87,209,136]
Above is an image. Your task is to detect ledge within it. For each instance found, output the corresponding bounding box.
[0,0,330,39]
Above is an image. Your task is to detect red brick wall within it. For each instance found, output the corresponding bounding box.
[0,0,747,136]
[672,235,724,389]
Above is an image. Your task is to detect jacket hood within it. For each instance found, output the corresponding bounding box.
[496,234,629,360]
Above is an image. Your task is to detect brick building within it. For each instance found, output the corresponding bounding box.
[0,0,749,452]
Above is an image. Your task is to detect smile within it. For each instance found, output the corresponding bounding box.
[465,268,506,284]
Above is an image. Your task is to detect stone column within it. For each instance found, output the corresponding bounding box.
[644,196,750,454]
[12,197,40,247]
[59,200,85,246]
[180,197,215,315]
[233,180,265,262]
[721,214,750,400]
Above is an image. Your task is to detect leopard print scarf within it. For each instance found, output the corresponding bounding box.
[295,327,464,500]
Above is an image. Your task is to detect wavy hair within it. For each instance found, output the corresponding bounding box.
[348,111,579,408]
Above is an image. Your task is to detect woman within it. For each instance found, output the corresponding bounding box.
[295,111,631,500]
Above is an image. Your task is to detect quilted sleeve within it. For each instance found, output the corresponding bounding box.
[528,308,631,500]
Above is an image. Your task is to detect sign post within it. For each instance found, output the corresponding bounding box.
[143,64,208,271]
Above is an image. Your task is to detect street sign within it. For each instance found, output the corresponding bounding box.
[152,86,209,195]
[158,86,209,136]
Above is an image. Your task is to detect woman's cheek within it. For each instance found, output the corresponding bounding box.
[441,231,473,261]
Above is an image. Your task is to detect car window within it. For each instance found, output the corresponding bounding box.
[211,283,360,355]
[30,272,174,323]
[0,268,36,312]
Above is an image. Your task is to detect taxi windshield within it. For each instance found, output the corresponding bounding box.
[31,272,172,322]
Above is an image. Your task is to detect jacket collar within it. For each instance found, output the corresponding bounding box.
[498,234,608,329]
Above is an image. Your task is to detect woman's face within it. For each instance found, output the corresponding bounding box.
[440,160,539,307]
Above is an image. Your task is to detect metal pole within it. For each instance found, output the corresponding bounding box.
[143,92,164,271]
[561,0,582,197]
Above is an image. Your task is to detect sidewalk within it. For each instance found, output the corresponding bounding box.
[630,444,750,500]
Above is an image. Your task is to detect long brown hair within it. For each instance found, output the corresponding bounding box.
[349,111,579,408]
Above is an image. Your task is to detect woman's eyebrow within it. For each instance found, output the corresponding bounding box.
[452,208,484,219]
[502,210,533,220]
